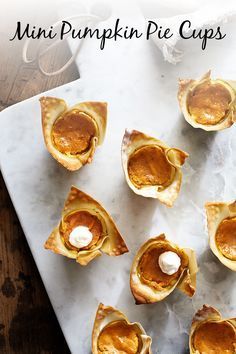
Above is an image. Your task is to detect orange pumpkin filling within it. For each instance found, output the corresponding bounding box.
[192,321,236,354]
[51,109,97,155]
[187,81,231,125]
[215,217,236,261]
[128,145,174,189]
[138,245,188,289]
[97,320,141,354]
[60,211,103,251]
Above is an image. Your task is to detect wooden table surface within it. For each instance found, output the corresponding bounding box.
[0,30,79,353]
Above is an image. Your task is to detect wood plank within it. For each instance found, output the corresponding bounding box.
[0,25,79,353]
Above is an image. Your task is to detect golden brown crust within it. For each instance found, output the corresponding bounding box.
[40,97,107,171]
[166,148,189,168]
[92,303,153,354]
[205,201,236,271]
[177,247,198,297]
[192,305,221,326]
[44,186,128,265]
[177,269,195,297]
[178,71,236,131]
[121,130,188,207]
[189,305,236,354]
[130,234,198,304]
[178,78,195,104]
[74,102,107,145]
[44,226,77,259]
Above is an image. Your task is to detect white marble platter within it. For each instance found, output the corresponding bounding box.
[0,2,236,353]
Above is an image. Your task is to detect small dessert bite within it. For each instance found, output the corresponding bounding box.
[121,130,188,207]
[178,71,236,131]
[205,201,236,271]
[44,186,128,265]
[40,97,107,170]
[92,303,152,354]
[130,234,198,304]
[189,305,236,354]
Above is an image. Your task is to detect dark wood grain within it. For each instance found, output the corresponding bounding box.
[0,25,79,353]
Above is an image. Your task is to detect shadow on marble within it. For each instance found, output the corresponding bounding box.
[116,285,192,354]
[113,180,160,252]
[168,113,217,170]
[197,247,235,285]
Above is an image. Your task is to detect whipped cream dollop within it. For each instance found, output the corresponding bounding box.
[158,251,181,275]
[69,226,93,248]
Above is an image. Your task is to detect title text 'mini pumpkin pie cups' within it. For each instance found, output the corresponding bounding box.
[92,303,152,354]
[40,97,107,171]
[178,71,236,131]
[130,234,198,304]
[121,130,189,207]
[44,186,128,265]
[205,201,236,271]
[189,305,236,354]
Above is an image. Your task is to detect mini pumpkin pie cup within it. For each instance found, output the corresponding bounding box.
[130,234,198,304]
[189,305,236,354]
[40,97,107,171]
[121,130,188,207]
[205,201,236,271]
[92,303,152,354]
[178,71,236,131]
[44,186,128,265]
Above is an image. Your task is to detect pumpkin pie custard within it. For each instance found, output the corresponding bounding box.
[189,305,236,354]
[92,303,152,354]
[178,71,236,131]
[205,201,236,271]
[121,130,188,207]
[44,186,128,265]
[40,97,107,170]
[130,234,198,304]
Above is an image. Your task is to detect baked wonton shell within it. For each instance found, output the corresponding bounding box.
[121,130,188,207]
[178,71,236,131]
[40,97,107,171]
[130,234,198,304]
[205,200,236,271]
[189,305,236,354]
[44,186,128,265]
[92,303,152,354]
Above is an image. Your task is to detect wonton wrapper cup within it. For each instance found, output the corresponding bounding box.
[178,71,236,131]
[92,303,152,354]
[44,186,128,265]
[189,305,236,354]
[40,97,107,171]
[121,130,188,207]
[130,234,198,304]
[205,201,236,271]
